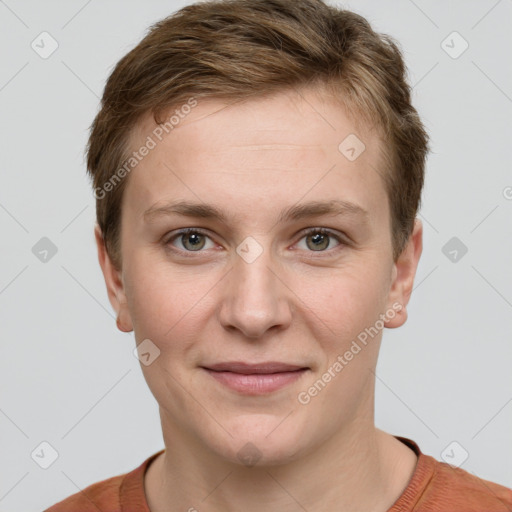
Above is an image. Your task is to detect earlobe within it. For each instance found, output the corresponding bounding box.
[384,218,423,329]
[116,312,133,333]
[94,224,133,333]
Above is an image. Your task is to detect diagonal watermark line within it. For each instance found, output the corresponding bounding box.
[177,95,247,129]
[162,161,205,203]
[471,265,512,309]
[164,267,234,337]
[413,61,439,89]
[412,265,438,293]
[0,61,29,92]
[471,0,503,29]
[0,472,29,503]
[60,204,89,233]
[472,397,512,439]
[469,204,499,233]
[61,471,106,512]
[201,470,234,503]
[61,0,94,29]
[292,85,336,131]
[418,212,439,234]
[160,366,234,438]
[61,60,100,99]
[265,409,294,438]
[265,470,310,511]
[372,370,440,438]
[61,265,115,319]
[468,468,512,511]
[439,458,512,511]
[266,266,337,336]
[0,201,29,233]
[472,61,512,105]
[61,369,132,439]
[0,0,29,28]
[0,408,29,438]
[367,161,386,184]
[407,0,439,28]
[0,265,29,296]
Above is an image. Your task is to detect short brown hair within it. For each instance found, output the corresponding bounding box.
[86,0,429,269]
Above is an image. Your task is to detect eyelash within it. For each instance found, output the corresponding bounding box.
[164,227,346,256]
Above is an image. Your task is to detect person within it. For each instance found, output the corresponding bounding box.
[45,0,512,510]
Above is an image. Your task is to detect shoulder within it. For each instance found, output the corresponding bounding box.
[390,437,512,512]
[42,449,164,512]
[420,454,512,511]
[43,473,124,512]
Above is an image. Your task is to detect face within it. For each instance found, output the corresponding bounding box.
[96,87,422,466]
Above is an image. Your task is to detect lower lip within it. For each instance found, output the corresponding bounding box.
[203,368,307,395]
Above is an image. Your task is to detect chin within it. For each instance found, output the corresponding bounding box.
[206,414,310,467]
[224,439,305,468]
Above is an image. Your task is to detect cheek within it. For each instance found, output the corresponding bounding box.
[126,265,210,405]
[124,259,217,346]
[297,262,388,343]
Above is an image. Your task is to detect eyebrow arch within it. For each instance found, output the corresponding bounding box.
[143,199,369,224]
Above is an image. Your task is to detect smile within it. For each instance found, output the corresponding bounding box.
[201,362,309,395]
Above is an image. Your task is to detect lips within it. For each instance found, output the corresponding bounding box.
[201,361,309,395]
[203,361,307,374]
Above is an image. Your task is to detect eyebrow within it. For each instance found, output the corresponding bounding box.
[143,199,369,225]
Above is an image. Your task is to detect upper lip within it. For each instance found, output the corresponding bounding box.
[202,362,308,374]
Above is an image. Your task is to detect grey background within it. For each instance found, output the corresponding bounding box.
[0,1,511,510]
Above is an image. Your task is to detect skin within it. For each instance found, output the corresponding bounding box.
[95,86,423,512]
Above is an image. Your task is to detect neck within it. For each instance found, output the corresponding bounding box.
[145,411,417,512]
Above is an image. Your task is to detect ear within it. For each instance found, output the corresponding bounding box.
[384,218,423,328]
[94,223,133,333]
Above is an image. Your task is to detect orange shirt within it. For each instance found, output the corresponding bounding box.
[44,437,512,511]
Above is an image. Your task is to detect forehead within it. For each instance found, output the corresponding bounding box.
[123,87,388,225]
[131,87,378,155]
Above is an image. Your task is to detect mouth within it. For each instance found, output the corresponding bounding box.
[200,361,309,395]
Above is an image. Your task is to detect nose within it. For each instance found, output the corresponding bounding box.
[217,242,293,339]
